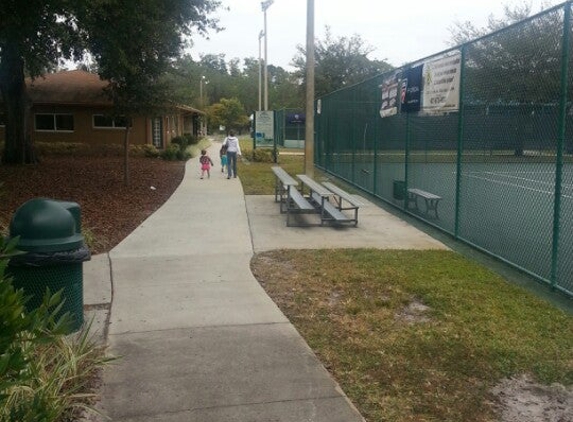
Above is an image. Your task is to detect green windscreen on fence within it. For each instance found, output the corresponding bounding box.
[315,1,573,297]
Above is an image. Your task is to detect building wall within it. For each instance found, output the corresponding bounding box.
[30,106,149,145]
[1,106,200,148]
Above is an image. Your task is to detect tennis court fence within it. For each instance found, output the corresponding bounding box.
[315,1,573,297]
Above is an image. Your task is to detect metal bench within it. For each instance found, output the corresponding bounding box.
[271,166,298,212]
[310,192,353,225]
[297,175,356,226]
[271,166,315,226]
[322,182,363,226]
[407,188,442,218]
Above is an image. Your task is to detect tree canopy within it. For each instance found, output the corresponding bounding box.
[448,3,563,104]
[1,2,401,164]
[291,27,393,99]
[206,97,250,133]
[0,0,222,164]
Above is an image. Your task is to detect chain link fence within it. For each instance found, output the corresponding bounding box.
[275,108,306,148]
[315,1,573,297]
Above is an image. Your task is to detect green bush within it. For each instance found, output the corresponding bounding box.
[171,134,198,150]
[170,135,189,150]
[160,143,180,161]
[35,142,91,156]
[176,147,192,161]
[160,141,194,161]
[251,147,277,163]
[34,142,164,158]
[131,144,160,158]
[185,133,199,145]
[0,237,111,421]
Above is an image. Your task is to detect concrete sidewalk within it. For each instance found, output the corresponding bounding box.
[83,142,446,421]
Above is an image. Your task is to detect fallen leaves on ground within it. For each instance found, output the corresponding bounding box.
[0,156,185,254]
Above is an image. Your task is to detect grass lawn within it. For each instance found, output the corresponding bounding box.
[238,138,304,195]
[251,249,573,422]
[238,143,573,421]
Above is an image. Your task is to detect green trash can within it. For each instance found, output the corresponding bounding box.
[7,198,90,333]
[393,180,406,200]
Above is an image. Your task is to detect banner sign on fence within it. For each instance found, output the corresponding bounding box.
[286,112,305,124]
[422,53,461,113]
[401,65,423,113]
[380,73,400,118]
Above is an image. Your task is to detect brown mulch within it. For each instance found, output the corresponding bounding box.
[0,156,185,255]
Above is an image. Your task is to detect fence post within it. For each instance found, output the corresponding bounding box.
[351,90,357,184]
[551,2,571,289]
[404,109,410,210]
[454,46,466,239]
[373,112,378,196]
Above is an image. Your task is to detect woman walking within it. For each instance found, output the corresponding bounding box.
[223,131,241,179]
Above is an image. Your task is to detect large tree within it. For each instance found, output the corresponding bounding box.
[206,97,250,133]
[449,2,571,154]
[291,26,393,99]
[80,0,220,184]
[448,3,562,104]
[0,0,83,164]
[0,0,221,164]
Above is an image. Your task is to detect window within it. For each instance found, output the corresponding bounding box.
[93,114,127,129]
[35,113,74,131]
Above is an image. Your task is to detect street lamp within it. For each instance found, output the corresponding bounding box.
[199,75,209,109]
[199,76,209,135]
[261,0,274,111]
[258,30,264,111]
[305,0,315,177]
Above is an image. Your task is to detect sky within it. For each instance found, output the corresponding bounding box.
[189,0,557,70]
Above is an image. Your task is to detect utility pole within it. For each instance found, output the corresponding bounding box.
[258,30,264,111]
[305,0,315,177]
[262,0,274,111]
[200,76,208,136]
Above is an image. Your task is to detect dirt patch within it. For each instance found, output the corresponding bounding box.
[492,374,573,422]
[395,298,432,324]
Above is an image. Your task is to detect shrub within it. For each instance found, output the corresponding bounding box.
[176,147,192,161]
[251,147,277,163]
[131,144,160,158]
[35,142,89,156]
[184,133,199,145]
[160,143,180,161]
[0,237,111,421]
[170,135,189,150]
[171,134,198,150]
[34,142,165,158]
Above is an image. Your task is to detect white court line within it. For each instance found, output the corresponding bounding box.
[464,170,573,189]
[462,172,573,199]
[482,171,573,188]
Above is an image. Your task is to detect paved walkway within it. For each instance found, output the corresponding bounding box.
[83,142,446,421]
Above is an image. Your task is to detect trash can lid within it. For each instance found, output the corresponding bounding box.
[9,198,84,252]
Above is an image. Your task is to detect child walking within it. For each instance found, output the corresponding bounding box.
[220,144,228,173]
[199,149,214,179]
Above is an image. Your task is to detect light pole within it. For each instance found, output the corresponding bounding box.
[200,76,209,135]
[305,0,315,177]
[258,30,264,111]
[261,0,274,111]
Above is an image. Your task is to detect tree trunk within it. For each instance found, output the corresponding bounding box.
[0,45,36,164]
[123,120,132,186]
